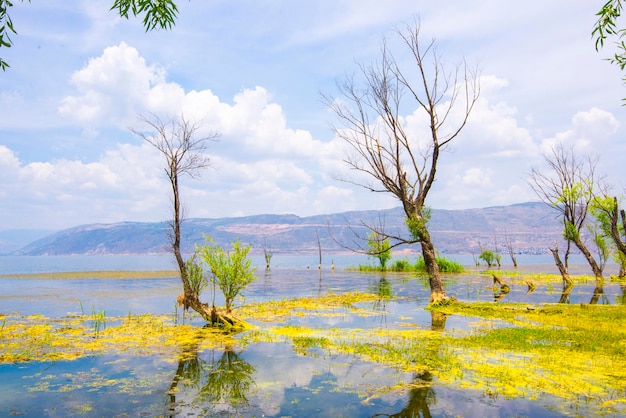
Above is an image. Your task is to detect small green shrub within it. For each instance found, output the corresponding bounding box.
[415,255,464,273]
[185,254,208,295]
[391,259,411,272]
[360,255,464,273]
[436,256,465,273]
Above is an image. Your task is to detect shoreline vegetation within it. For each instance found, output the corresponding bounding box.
[2,266,622,284]
[355,255,465,273]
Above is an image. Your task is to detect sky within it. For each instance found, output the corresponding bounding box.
[1,0,625,231]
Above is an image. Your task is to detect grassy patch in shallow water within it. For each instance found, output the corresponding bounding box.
[0,313,239,363]
[237,292,390,322]
[427,301,626,412]
[3,288,626,416]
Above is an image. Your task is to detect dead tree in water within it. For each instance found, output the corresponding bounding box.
[325,20,480,303]
[131,114,246,327]
[263,237,273,270]
[529,144,605,280]
[504,229,518,268]
[549,242,574,286]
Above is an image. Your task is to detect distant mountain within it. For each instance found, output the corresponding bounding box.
[11,202,565,256]
[0,229,55,255]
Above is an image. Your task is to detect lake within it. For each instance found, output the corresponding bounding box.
[0,254,624,417]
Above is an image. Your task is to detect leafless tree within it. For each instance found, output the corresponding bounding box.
[528,143,605,280]
[131,113,220,321]
[325,21,480,303]
[503,229,518,268]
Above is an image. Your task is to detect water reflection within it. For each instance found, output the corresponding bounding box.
[373,371,435,418]
[169,344,255,416]
[589,282,608,305]
[490,274,510,302]
[558,281,574,304]
[369,275,393,326]
[430,311,447,331]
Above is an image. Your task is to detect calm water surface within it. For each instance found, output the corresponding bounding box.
[0,255,623,417]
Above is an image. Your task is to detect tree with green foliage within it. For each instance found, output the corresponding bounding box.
[478,249,497,268]
[0,0,180,70]
[367,231,392,270]
[131,113,220,324]
[325,20,480,303]
[591,195,626,277]
[198,236,257,315]
[529,143,605,280]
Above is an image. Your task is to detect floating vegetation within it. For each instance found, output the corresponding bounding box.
[237,291,393,322]
[2,284,626,416]
[0,312,240,363]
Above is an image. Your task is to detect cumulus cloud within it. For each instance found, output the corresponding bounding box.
[540,107,620,153]
[0,143,168,228]
[59,42,172,127]
[5,37,621,230]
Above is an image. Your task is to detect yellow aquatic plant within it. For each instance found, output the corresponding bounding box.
[0,313,239,363]
[2,289,626,416]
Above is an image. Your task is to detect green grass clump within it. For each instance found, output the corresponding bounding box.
[388,256,464,273]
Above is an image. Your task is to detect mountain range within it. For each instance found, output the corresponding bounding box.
[3,202,567,256]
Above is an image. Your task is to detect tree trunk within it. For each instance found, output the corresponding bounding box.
[549,245,573,286]
[177,292,250,329]
[608,198,626,258]
[421,237,447,303]
[572,236,604,280]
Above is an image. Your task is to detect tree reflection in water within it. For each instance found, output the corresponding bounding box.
[619,283,626,304]
[373,371,435,418]
[558,281,574,304]
[169,343,255,416]
[589,281,609,304]
[370,276,393,326]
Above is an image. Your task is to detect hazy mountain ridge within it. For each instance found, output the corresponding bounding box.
[8,202,566,256]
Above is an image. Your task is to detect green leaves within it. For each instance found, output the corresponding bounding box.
[0,0,30,71]
[197,236,257,313]
[593,1,626,101]
[184,253,208,295]
[0,0,180,71]
[110,0,180,31]
[366,231,391,270]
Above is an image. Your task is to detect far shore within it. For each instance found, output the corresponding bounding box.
[0,270,179,280]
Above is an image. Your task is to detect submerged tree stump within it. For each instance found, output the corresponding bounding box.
[492,273,510,293]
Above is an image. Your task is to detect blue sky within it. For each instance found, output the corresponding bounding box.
[0,0,624,230]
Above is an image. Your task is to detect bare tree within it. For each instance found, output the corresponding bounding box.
[528,143,605,280]
[503,229,518,268]
[325,21,480,303]
[131,113,220,322]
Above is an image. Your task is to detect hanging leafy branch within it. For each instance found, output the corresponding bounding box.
[110,0,180,31]
[593,0,626,99]
[0,0,181,71]
[0,0,29,71]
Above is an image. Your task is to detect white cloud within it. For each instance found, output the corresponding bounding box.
[2,1,625,231]
[58,42,171,127]
[540,107,620,153]
[0,143,168,228]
